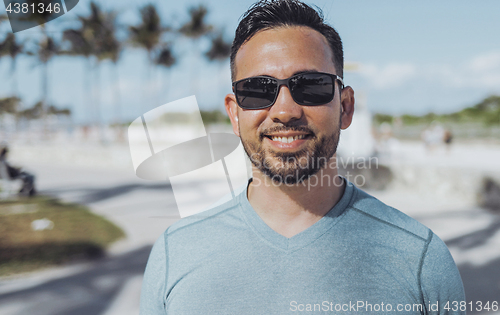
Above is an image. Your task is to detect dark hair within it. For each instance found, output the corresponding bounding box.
[230,0,343,81]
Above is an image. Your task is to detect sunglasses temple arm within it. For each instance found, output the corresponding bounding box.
[336,76,345,89]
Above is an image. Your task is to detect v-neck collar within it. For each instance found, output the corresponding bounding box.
[238,178,355,252]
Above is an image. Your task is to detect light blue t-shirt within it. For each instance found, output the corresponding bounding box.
[140,180,465,314]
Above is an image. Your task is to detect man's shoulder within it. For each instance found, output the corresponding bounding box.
[165,191,244,238]
[348,185,430,241]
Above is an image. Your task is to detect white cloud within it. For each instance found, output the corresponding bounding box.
[469,51,500,72]
[359,63,417,89]
[358,51,500,92]
[467,51,500,89]
[422,51,500,90]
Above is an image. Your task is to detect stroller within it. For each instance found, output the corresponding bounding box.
[0,146,36,197]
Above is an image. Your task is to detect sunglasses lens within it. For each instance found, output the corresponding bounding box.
[235,77,278,109]
[234,73,337,109]
[290,73,334,105]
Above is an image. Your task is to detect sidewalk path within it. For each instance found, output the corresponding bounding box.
[0,162,179,315]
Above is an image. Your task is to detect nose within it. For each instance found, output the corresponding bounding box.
[268,85,304,124]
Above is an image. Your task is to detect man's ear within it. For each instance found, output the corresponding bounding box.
[340,86,355,130]
[225,93,240,137]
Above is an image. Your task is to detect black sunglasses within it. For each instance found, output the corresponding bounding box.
[232,72,344,110]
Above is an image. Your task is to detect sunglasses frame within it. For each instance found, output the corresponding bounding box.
[232,72,344,110]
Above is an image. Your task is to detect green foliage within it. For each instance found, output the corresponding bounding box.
[4,101,71,119]
[471,95,500,125]
[373,113,393,125]
[157,110,229,125]
[17,101,43,119]
[179,5,213,38]
[205,33,231,61]
[474,95,500,111]
[155,45,175,68]
[159,112,193,124]
[0,33,23,61]
[0,97,20,114]
[129,4,162,55]
[200,110,230,125]
[423,112,437,121]
[38,36,59,63]
[62,29,93,58]
[374,95,500,126]
[400,114,423,125]
[48,105,71,116]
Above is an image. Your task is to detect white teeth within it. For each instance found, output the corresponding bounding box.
[271,135,305,143]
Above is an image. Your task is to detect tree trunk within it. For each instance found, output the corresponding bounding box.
[92,60,103,142]
[113,63,122,125]
[41,61,49,139]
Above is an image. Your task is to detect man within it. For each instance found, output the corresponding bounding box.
[140,1,465,314]
[0,144,36,196]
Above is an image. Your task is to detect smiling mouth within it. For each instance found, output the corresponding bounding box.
[263,134,313,144]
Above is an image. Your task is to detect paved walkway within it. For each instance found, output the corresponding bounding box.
[0,161,180,315]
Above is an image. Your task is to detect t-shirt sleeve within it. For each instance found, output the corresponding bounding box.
[140,232,168,315]
[420,232,466,314]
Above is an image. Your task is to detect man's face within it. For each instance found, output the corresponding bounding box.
[226,26,351,185]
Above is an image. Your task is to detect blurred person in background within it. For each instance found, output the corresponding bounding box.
[422,121,445,153]
[444,129,453,153]
[0,143,36,196]
[140,1,465,313]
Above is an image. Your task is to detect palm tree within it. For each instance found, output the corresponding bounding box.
[81,2,107,129]
[17,0,63,135]
[179,5,213,39]
[0,14,9,41]
[63,2,122,128]
[92,7,120,64]
[0,33,24,96]
[179,5,213,96]
[93,9,122,127]
[205,32,231,107]
[0,96,21,133]
[62,29,93,59]
[0,34,25,132]
[129,4,164,111]
[37,34,60,128]
[205,33,231,62]
[154,44,176,105]
[62,28,94,125]
[68,1,122,138]
[129,4,163,64]
[156,45,175,69]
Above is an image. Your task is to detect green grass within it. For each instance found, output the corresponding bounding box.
[0,196,125,276]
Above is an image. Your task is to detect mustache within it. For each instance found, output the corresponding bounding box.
[260,125,315,140]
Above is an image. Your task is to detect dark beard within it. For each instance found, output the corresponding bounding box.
[240,123,341,185]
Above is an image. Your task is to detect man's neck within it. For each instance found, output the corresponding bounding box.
[247,165,345,238]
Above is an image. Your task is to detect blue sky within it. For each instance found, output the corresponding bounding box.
[1,0,500,124]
